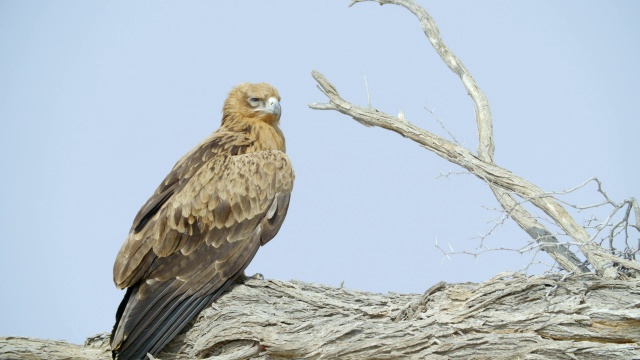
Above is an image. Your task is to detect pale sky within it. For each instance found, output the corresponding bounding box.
[1,1,638,345]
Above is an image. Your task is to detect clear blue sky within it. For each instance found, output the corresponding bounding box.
[1,0,638,345]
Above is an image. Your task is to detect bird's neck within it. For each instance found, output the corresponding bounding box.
[224,120,286,153]
[252,122,286,152]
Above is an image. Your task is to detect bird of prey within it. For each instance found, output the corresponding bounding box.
[110,83,294,360]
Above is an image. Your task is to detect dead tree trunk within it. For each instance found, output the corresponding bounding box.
[1,274,639,359]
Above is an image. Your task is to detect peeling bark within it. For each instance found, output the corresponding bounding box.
[2,274,638,359]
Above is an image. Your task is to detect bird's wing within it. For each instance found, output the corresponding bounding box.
[111,149,294,359]
[112,131,248,287]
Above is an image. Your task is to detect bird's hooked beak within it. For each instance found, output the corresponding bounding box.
[265,97,281,119]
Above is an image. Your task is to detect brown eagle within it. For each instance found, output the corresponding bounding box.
[110,83,294,360]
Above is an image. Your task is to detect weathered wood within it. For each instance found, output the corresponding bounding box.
[2,274,638,359]
[310,68,640,280]
[336,0,639,279]
[0,334,111,360]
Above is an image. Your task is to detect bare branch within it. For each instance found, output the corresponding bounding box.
[345,0,599,276]
[313,0,639,278]
[353,0,494,160]
[313,69,640,277]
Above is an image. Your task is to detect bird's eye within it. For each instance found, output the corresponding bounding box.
[248,97,260,106]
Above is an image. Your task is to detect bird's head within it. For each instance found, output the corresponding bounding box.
[222,83,281,126]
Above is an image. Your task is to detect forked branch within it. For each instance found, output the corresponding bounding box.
[311,0,639,278]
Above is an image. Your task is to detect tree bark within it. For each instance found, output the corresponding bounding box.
[2,274,639,359]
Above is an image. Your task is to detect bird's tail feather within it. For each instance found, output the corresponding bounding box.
[112,276,239,360]
[147,294,213,355]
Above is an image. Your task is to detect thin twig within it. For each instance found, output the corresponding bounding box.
[364,75,372,108]
[424,104,461,145]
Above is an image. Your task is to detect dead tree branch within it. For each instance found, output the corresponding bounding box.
[2,276,639,359]
[311,0,638,279]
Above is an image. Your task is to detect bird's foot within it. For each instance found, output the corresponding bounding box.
[235,272,264,284]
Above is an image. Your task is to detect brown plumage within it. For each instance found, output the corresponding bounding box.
[110,83,294,360]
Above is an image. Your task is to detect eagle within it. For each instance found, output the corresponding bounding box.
[110,83,294,360]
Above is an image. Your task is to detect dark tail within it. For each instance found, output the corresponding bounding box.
[110,276,238,360]
[111,286,134,359]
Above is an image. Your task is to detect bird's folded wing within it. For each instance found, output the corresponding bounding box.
[113,149,294,289]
